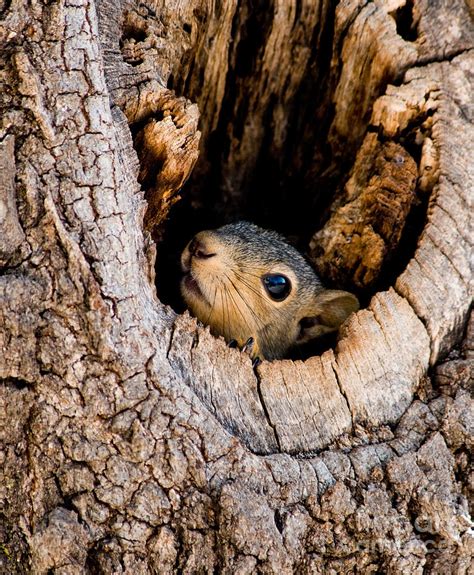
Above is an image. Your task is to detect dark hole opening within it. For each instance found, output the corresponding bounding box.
[120,12,148,67]
[141,1,432,361]
[154,1,342,329]
[391,0,418,43]
[274,509,284,533]
[121,23,147,44]
[2,377,31,390]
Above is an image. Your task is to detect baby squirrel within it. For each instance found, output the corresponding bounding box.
[181,221,359,361]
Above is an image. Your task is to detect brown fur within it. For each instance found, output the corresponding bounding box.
[181,222,359,360]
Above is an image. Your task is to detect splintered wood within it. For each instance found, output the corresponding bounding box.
[132,92,201,232]
[309,137,418,289]
[392,57,473,362]
[252,290,429,453]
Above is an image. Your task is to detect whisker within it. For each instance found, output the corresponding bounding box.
[225,279,255,337]
[223,284,230,340]
[233,271,268,303]
[205,282,218,327]
[236,267,267,280]
[218,280,227,339]
[226,274,267,331]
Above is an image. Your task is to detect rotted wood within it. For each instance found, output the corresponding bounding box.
[98,5,201,236]
[0,0,472,573]
[132,90,200,232]
[309,137,418,289]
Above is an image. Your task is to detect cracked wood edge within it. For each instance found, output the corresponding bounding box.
[393,51,474,363]
[164,289,430,455]
[167,313,279,454]
[257,288,430,453]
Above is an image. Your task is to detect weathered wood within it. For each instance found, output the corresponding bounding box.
[329,0,418,153]
[314,32,473,364]
[0,0,472,572]
[167,313,279,454]
[257,289,430,453]
[392,53,474,362]
[309,137,418,289]
[0,136,26,266]
[133,90,200,231]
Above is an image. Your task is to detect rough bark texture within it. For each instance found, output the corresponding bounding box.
[0,0,473,573]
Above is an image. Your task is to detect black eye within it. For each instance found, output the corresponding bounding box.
[262,274,292,301]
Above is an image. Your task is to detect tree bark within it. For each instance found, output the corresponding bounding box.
[0,0,472,573]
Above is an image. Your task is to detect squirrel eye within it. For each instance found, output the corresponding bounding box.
[262,274,292,301]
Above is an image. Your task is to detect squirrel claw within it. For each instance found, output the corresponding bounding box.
[228,336,260,360]
[242,337,254,353]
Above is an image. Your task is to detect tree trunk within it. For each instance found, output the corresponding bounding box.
[0,0,472,573]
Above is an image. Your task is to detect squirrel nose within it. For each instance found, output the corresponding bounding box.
[188,236,216,259]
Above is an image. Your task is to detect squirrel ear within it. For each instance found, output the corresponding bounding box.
[297,290,359,343]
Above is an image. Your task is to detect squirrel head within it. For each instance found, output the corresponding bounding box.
[180,221,359,360]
